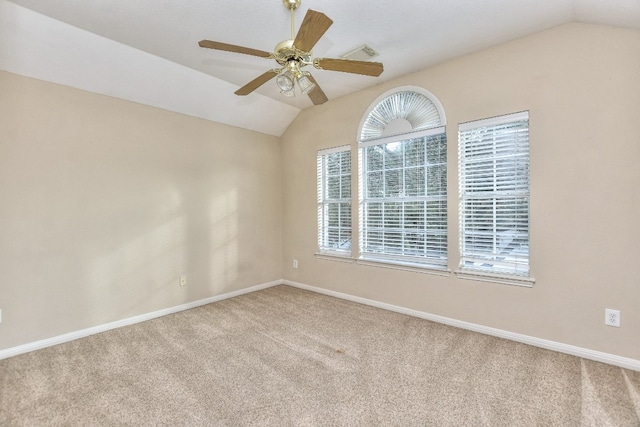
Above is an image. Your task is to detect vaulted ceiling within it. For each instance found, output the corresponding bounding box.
[2,0,639,136]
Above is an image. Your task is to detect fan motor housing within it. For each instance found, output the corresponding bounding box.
[274,40,311,66]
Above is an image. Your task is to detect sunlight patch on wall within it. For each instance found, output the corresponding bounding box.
[89,216,187,322]
[209,189,239,291]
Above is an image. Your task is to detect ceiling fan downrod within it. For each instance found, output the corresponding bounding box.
[283,0,301,40]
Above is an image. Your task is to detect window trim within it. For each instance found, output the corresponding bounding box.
[356,87,449,271]
[358,125,448,270]
[458,111,529,133]
[457,111,533,285]
[317,145,352,256]
[455,269,535,287]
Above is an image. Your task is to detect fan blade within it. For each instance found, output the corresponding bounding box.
[314,58,384,77]
[235,70,278,96]
[198,40,272,58]
[306,75,328,105]
[293,10,333,53]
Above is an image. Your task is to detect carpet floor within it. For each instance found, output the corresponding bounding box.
[1,285,639,426]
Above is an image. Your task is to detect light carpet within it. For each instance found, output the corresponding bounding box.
[1,285,639,426]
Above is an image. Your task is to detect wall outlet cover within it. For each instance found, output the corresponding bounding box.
[605,309,620,327]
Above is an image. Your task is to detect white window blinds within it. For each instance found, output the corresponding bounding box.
[458,111,530,277]
[359,127,448,268]
[317,146,352,254]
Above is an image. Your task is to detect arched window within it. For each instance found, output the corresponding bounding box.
[358,86,448,269]
[360,88,446,142]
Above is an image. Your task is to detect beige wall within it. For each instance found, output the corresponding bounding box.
[1,22,638,362]
[0,71,283,349]
[281,23,640,360]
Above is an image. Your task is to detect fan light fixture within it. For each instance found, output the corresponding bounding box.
[297,73,315,94]
[276,71,294,91]
[276,70,295,96]
[276,62,315,97]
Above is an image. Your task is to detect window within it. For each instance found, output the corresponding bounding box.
[458,111,531,280]
[358,87,448,269]
[317,146,351,254]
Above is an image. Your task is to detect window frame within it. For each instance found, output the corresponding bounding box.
[317,145,352,256]
[358,125,449,270]
[356,87,449,272]
[456,111,534,286]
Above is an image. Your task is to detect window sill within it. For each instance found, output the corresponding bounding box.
[314,252,355,263]
[357,258,450,276]
[455,270,535,288]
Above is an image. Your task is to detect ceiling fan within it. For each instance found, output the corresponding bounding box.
[198,0,384,105]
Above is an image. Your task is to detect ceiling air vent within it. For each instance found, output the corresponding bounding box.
[341,44,379,61]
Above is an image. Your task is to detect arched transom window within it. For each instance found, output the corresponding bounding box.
[360,88,446,142]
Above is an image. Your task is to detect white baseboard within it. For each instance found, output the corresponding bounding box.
[3,278,639,372]
[283,280,640,372]
[0,280,281,360]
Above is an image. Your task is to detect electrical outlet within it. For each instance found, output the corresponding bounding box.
[605,309,620,327]
[179,275,187,287]
[293,259,298,269]
[0,308,2,324]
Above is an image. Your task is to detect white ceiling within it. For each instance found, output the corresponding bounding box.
[2,0,640,136]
